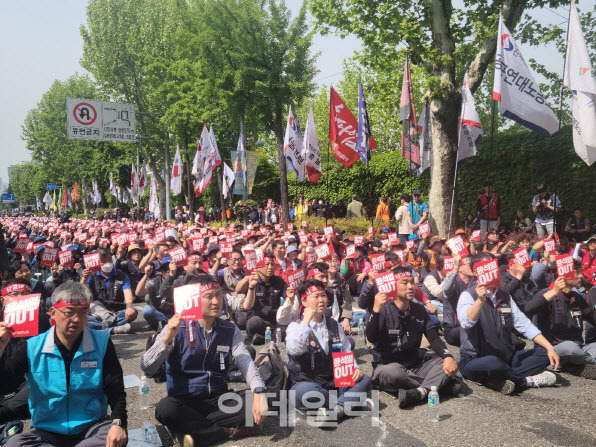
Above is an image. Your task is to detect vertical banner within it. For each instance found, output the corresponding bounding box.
[245,151,259,195]
[231,150,247,196]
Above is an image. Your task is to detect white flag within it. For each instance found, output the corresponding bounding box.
[36,196,41,211]
[43,192,52,207]
[109,172,117,197]
[131,163,139,200]
[198,132,216,194]
[493,15,558,135]
[563,1,596,166]
[302,106,322,183]
[283,106,306,180]
[417,101,432,173]
[122,188,129,204]
[193,125,210,195]
[171,145,183,195]
[209,125,222,169]
[149,173,160,219]
[92,181,101,204]
[138,166,147,198]
[458,71,483,162]
[222,162,235,199]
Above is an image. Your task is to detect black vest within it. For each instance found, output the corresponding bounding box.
[442,275,474,329]
[460,287,515,363]
[287,317,342,389]
[89,270,127,311]
[371,301,429,368]
[534,290,586,345]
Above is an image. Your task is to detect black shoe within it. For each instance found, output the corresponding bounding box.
[252,334,265,345]
[442,379,462,397]
[397,389,423,409]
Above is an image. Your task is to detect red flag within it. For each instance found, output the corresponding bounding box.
[61,189,68,207]
[399,55,421,169]
[329,87,377,168]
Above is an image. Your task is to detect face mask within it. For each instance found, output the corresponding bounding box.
[101,262,114,274]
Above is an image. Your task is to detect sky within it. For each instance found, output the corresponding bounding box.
[0,0,586,187]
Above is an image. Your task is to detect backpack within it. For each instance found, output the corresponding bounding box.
[254,341,288,396]
[145,332,167,383]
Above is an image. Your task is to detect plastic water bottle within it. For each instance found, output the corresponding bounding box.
[265,327,272,343]
[428,386,440,422]
[139,376,150,410]
[101,317,110,332]
[276,327,282,343]
[358,318,365,340]
[142,421,159,444]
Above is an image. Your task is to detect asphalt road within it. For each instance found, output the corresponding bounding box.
[109,306,596,447]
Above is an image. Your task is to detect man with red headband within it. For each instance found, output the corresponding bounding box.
[286,278,372,426]
[367,266,460,408]
[0,279,50,425]
[141,274,267,446]
[0,282,128,447]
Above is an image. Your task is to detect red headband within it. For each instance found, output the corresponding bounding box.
[308,268,325,277]
[394,271,413,281]
[188,255,201,262]
[2,283,31,297]
[52,300,91,309]
[304,285,325,297]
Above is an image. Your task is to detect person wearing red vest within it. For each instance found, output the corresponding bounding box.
[573,235,596,288]
[476,182,501,238]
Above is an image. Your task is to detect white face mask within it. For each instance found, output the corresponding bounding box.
[101,262,114,274]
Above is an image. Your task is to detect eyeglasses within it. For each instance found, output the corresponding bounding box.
[55,307,90,320]
[230,257,243,263]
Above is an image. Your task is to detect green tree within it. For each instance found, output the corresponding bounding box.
[309,0,579,236]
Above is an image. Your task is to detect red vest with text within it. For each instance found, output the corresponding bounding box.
[478,194,499,220]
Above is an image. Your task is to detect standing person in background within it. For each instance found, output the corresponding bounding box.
[395,194,413,245]
[407,190,428,235]
[477,182,501,238]
[376,197,390,229]
[532,184,561,238]
[346,195,364,219]
[295,197,309,221]
[333,199,347,219]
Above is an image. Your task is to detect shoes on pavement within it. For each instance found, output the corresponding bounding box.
[229,424,262,440]
[312,407,339,428]
[525,371,557,388]
[111,323,132,334]
[484,379,516,395]
[176,433,195,447]
[442,379,462,397]
[397,389,424,409]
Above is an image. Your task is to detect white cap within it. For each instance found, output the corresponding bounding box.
[431,386,437,391]
[141,376,147,380]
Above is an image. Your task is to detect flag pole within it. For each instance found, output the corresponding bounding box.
[325,140,331,227]
[490,98,496,184]
[553,4,572,234]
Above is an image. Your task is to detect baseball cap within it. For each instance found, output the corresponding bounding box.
[286,245,298,254]
[206,244,220,256]
[158,256,172,268]
[408,234,419,241]
[583,234,596,245]
[412,189,422,195]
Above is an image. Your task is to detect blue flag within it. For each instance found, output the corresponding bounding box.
[356,77,375,165]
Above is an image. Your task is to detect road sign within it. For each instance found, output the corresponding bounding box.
[2,193,16,203]
[67,98,136,143]
[47,183,57,191]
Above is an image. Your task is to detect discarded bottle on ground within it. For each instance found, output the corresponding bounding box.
[265,326,272,343]
[358,318,365,340]
[428,386,440,422]
[276,327,282,343]
[142,421,159,444]
[139,376,150,410]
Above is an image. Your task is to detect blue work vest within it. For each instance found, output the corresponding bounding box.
[166,318,236,398]
[26,327,110,435]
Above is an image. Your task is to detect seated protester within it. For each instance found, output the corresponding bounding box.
[441,254,475,347]
[81,248,137,334]
[277,260,354,341]
[239,252,287,345]
[271,240,288,277]
[500,256,533,315]
[564,209,590,242]
[366,267,459,408]
[405,234,429,280]
[326,228,347,262]
[141,274,267,445]
[0,279,51,424]
[286,279,372,423]
[518,235,540,265]
[0,282,128,447]
[420,253,448,315]
[160,251,206,302]
[457,252,560,394]
[420,235,444,274]
[529,248,558,292]
[218,249,246,294]
[357,253,440,327]
[572,234,596,289]
[285,245,302,270]
[50,258,83,286]
[114,243,144,301]
[204,244,221,274]
[9,259,56,310]
[524,261,596,377]
[344,245,372,297]
[139,242,169,272]
[138,258,173,331]
[482,229,508,259]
